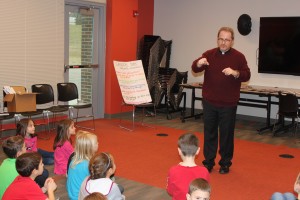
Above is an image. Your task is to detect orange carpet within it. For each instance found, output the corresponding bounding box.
[38,119,300,200]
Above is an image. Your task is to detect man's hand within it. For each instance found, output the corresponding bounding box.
[222,67,240,78]
[197,58,209,67]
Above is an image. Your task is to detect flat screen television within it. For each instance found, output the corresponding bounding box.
[258,17,300,76]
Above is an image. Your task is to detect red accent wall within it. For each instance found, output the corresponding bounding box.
[137,0,154,41]
[105,0,154,114]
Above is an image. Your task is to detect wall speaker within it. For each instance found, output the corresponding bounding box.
[237,14,252,36]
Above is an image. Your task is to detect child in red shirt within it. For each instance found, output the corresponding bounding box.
[2,152,57,200]
[167,133,210,200]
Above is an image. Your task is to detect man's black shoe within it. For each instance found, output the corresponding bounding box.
[219,166,229,174]
[204,165,213,173]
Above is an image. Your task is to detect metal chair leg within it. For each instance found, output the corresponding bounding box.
[74,107,95,131]
[119,102,135,131]
[33,114,50,140]
[119,102,156,131]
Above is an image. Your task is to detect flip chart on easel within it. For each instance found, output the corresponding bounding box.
[113,60,152,105]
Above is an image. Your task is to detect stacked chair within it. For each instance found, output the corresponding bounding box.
[154,68,187,119]
[137,35,188,119]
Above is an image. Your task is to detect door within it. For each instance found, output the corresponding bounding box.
[65,2,106,118]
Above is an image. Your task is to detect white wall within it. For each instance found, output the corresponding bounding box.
[153,0,300,118]
[0,0,64,100]
[0,0,106,103]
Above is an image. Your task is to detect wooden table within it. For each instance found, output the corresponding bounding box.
[181,82,300,134]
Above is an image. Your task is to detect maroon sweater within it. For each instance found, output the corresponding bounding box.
[191,48,251,107]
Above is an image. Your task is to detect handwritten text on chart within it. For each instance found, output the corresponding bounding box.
[113,60,151,104]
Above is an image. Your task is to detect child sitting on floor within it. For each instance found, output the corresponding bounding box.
[53,118,76,175]
[79,152,125,200]
[167,133,210,200]
[186,178,211,200]
[2,152,57,200]
[17,118,54,165]
[271,172,300,200]
[67,130,99,200]
[0,135,27,199]
[16,120,51,187]
[83,192,108,200]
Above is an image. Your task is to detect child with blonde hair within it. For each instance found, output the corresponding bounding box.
[79,152,125,200]
[67,131,99,200]
[53,118,76,175]
[186,178,211,200]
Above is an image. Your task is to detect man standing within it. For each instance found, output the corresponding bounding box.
[191,27,251,174]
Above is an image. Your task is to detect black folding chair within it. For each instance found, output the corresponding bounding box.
[57,82,95,130]
[31,84,69,133]
[273,92,299,136]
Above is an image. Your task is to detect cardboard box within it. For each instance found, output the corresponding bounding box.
[3,86,37,112]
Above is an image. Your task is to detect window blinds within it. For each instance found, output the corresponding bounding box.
[0,0,65,100]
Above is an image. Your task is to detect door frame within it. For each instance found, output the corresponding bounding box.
[64,0,106,119]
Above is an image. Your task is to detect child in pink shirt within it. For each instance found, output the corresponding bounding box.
[53,119,76,175]
[16,119,54,165]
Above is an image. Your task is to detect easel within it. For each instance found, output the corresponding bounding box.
[113,60,156,131]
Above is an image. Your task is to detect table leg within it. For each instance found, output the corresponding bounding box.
[181,87,203,122]
[257,95,274,134]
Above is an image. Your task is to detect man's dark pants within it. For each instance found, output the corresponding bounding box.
[202,99,237,168]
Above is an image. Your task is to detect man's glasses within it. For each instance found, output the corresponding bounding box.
[218,38,232,43]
